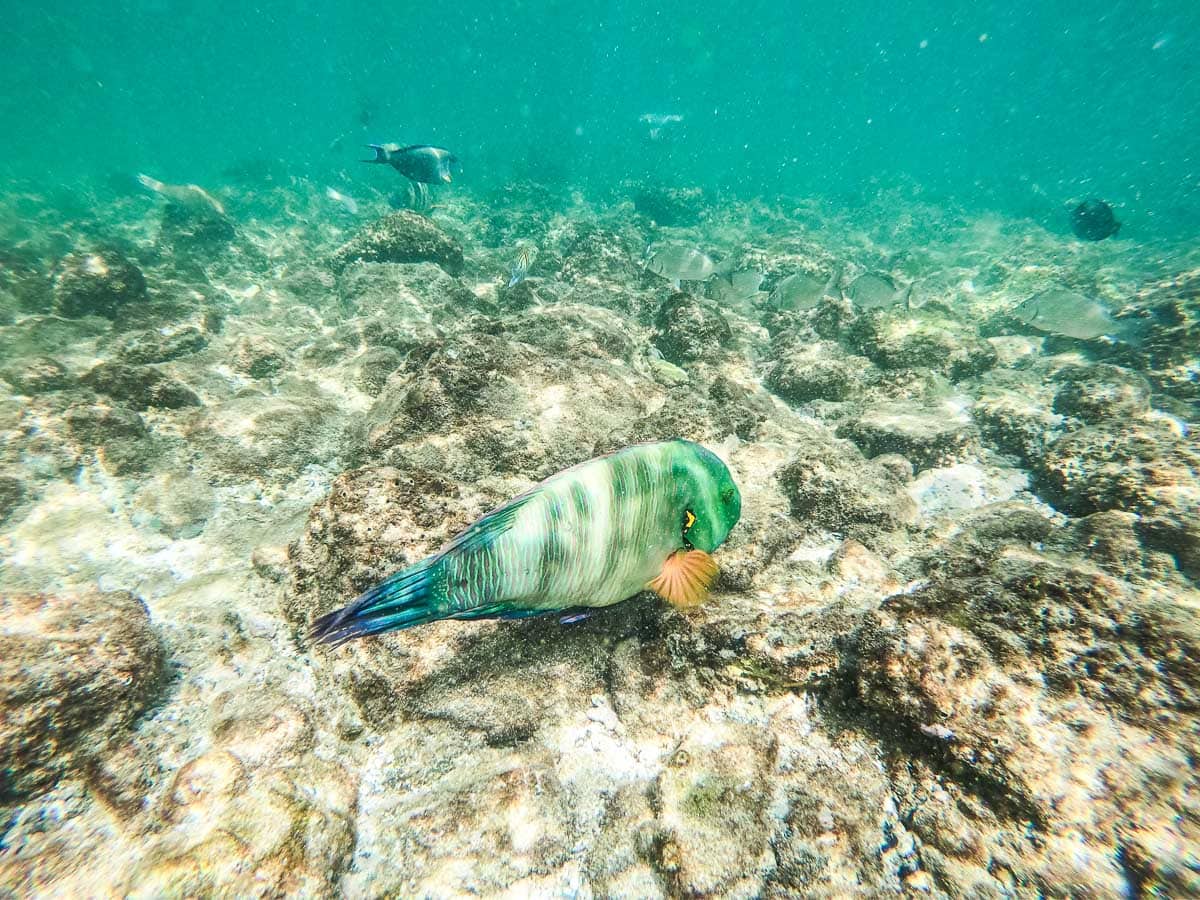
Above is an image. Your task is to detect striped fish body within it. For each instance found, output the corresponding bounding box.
[311,440,741,646]
[507,245,535,287]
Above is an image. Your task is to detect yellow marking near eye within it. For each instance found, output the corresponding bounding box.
[684,510,696,530]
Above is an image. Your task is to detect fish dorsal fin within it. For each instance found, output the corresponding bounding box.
[441,489,537,556]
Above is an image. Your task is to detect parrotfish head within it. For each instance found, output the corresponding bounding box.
[672,441,741,554]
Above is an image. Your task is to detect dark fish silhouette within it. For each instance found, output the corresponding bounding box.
[1070,199,1121,241]
[364,144,457,184]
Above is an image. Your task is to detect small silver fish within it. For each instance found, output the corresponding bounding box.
[137,174,225,216]
[324,186,359,215]
[508,243,537,287]
[1013,289,1145,343]
[769,268,841,311]
[645,245,718,289]
[710,269,765,304]
[847,272,912,310]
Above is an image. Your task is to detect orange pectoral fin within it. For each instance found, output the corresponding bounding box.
[647,549,719,609]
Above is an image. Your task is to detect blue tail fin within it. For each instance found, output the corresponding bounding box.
[362,144,389,164]
[309,557,445,647]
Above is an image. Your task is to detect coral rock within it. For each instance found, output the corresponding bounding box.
[0,590,165,800]
[81,361,201,410]
[652,293,732,365]
[53,248,147,319]
[329,211,465,275]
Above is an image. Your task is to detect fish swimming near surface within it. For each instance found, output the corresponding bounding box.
[137,173,225,216]
[324,186,359,215]
[508,242,537,287]
[847,272,912,310]
[645,245,725,290]
[1013,288,1147,343]
[364,143,458,184]
[768,268,841,311]
[309,440,742,646]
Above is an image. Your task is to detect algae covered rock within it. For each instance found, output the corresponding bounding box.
[64,402,160,475]
[366,332,528,444]
[512,304,637,362]
[764,339,872,404]
[53,248,147,319]
[0,245,52,314]
[837,403,980,471]
[329,211,464,275]
[81,361,201,410]
[187,392,349,481]
[157,199,236,251]
[353,347,404,396]
[337,260,472,319]
[654,727,775,896]
[652,292,732,365]
[972,386,1065,463]
[232,334,287,378]
[848,311,998,380]
[633,185,707,226]
[132,470,217,539]
[0,473,27,522]
[558,224,641,285]
[0,590,166,801]
[778,426,918,534]
[0,355,72,394]
[114,324,210,365]
[1050,363,1152,423]
[1033,419,1198,517]
[282,464,464,653]
[846,516,1200,896]
[123,713,357,898]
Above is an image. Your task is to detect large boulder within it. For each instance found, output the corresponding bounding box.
[846,511,1200,895]
[329,211,464,275]
[0,590,166,801]
[764,340,873,404]
[778,427,918,536]
[53,248,147,319]
[837,403,980,472]
[80,361,201,410]
[652,293,733,365]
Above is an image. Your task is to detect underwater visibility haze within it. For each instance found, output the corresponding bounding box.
[2,1,1200,897]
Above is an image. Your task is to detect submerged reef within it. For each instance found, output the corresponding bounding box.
[1,178,1198,897]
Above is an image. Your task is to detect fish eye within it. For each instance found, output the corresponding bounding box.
[681,509,697,550]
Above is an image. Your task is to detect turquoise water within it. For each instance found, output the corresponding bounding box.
[4,3,1200,897]
[5,2,1198,235]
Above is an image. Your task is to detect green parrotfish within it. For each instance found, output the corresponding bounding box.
[310,440,741,646]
